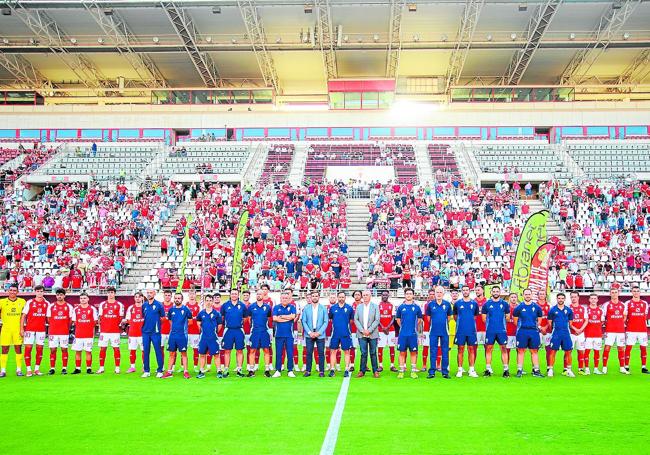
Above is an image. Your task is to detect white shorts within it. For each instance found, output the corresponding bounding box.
[293,332,302,346]
[540,333,552,347]
[378,331,396,348]
[325,336,332,347]
[420,332,430,347]
[584,337,603,350]
[626,332,648,347]
[188,334,200,349]
[161,333,170,347]
[48,335,69,348]
[506,336,516,350]
[570,333,586,350]
[98,333,121,348]
[244,333,251,346]
[72,338,94,352]
[476,332,486,345]
[128,336,143,350]
[604,332,626,347]
[351,334,359,348]
[24,331,46,346]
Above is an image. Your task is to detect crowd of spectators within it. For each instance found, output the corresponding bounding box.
[542,179,650,291]
[154,182,351,293]
[0,181,181,292]
[359,181,537,294]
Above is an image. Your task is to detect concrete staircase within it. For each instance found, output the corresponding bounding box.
[528,198,584,270]
[414,143,434,186]
[346,198,370,290]
[120,200,194,291]
[288,143,308,186]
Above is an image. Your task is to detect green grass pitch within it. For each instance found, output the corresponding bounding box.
[0,342,649,454]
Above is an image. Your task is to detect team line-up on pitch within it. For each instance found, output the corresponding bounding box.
[0,282,648,380]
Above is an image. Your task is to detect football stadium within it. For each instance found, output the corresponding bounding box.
[1,0,650,453]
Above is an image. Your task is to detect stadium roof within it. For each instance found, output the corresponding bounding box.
[0,0,649,96]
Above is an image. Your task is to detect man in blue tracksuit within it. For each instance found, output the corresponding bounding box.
[141,288,165,378]
[220,289,248,377]
[272,290,297,377]
[426,286,453,379]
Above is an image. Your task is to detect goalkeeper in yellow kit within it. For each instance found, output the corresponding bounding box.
[0,283,26,377]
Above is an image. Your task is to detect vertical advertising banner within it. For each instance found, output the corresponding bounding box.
[510,210,548,300]
[527,243,556,298]
[231,210,249,290]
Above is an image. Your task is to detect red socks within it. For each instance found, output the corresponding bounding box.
[641,346,647,367]
[193,349,199,367]
[36,345,43,367]
[130,350,137,365]
[602,347,610,367]
[389,346,395,364]
[113,347,121,367]
[99,347,107,367]
[61,349,68,368]
[293,345,299,366]
[25,345,32,368]
[422,346,429,369]
[617,347,625,367]
[50,348,57,368]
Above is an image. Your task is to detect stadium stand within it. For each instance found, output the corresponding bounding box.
[38,144,158,182]
[470,143,571,181]
[161,143,251,178]
[566,141,650,179]
[428,143,461,181]
[303,143,418,184]
[0,182,182,293]
[257,144,295,186]
[541,180,650,292]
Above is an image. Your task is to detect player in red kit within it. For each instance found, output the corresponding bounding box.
[20,285,49,376]
[72,292,97,375]
[377,290,396,372]
[124,291,145,373]
[160,290,174,348]
[569,291,588,374]
[536,291,552,371]
[601,287,628,375]
[505,293,518,365]
[46,288,74,375]
[186,289,202,372]
[584,294,604,374]
[624,286,649,374]
[97,286,124,374]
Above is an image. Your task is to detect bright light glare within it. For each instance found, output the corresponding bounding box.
[279,103,329,112]
[389,101,442,119]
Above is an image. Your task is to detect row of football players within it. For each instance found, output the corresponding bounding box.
[11,283,648,378]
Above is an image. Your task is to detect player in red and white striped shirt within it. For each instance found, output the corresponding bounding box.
[46,289,75,375]
[601,288,628,375]
[584,294,604,374]
[624,286,649,374]
[569,291,588,374]
[20,285,49,376]
[72,292,97,375]
[124,291,145,373]
[97,286,124,374]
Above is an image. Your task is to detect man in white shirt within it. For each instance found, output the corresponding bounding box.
[353,290,381,378]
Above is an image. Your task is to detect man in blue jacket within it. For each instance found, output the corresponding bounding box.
[141,287,165,378]
[301,290,329,377]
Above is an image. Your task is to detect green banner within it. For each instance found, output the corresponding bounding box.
[230,210,249,290]
[510,210,548,300]
[176,214,193,293]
